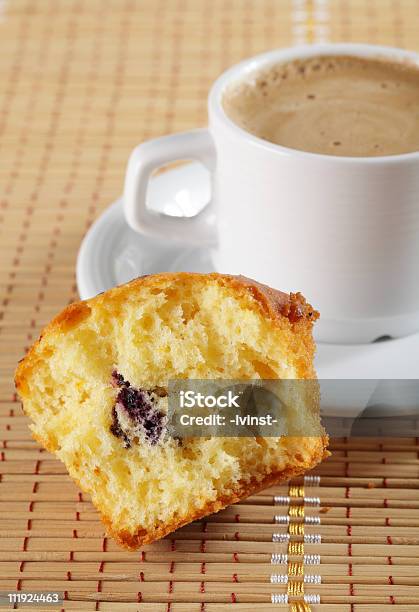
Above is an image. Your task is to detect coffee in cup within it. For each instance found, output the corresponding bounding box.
[222,55,419,157]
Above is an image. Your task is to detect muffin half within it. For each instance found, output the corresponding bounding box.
[15,273,328,549]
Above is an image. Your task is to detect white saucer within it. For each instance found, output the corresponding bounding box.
[77,162,419,401]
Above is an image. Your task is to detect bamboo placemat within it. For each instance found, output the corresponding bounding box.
[0,436,419,610]
[1,0,419,610]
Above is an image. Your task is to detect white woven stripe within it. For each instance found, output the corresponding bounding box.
[292,0,308,45]
[274,515,290,524]
[275,515,321,525]
[272,533,290,543]
[274,495,290,505]
[270,574,288,584]
[304,554,321,564]
[304,533,322,544]
[274,494,320,506]
[305,594,321,604]
[304,574,322,584]
[314,0,330,43]
[271,553,288,564]
[304,475,321,486]
[271,593,288,604]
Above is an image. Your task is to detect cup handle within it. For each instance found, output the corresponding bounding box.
[123,128,217,246]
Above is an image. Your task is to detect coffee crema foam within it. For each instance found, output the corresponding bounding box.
[222,55,419,157]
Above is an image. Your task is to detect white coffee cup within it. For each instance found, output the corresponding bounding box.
[124,43,419,345]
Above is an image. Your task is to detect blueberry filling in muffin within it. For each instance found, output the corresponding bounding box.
[111,370,129,388]
[110,371,167,447]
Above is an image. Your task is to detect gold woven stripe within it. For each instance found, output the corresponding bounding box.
[286,482,313,611]
[289,505,305,518]
[290,603,312,612]
[288,541,304,556]
[305,0,315,45]
[289,485,305,498]
[289,522,305,536]
[288,561,304,576]
[288,579,304,597]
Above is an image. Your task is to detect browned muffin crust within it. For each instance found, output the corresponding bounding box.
[222,274,319,324]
